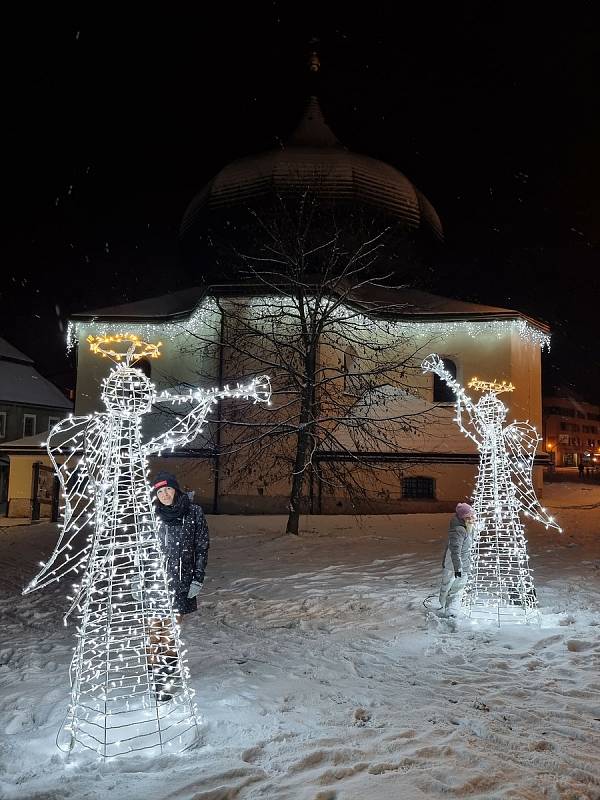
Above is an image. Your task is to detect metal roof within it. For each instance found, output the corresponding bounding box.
[0,337,34,364]
[0,360,73,408]
[72,286,207,321]
[0,430,50,455]
[180,97,443,242]
[71,283,549,333]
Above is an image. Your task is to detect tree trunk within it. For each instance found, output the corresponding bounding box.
[286,288,317,536]
[286,425,311,535]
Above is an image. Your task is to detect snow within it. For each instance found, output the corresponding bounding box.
[1,483,600,799]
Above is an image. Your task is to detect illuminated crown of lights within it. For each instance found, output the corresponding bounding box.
[24,339,272,758]
[423,353,562,626]
[468,377,515,394]
[86,333,162,362]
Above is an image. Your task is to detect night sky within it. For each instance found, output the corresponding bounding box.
[2,6,599,399]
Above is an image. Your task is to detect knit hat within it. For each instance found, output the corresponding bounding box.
[151,471,180,495]
[456,502,474,520]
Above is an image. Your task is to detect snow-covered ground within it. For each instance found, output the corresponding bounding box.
[1,483,600,800]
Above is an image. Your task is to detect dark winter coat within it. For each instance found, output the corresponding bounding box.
[156,501,210,615]
[442,514,472,574]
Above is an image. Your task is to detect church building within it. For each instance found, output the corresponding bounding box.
[68,96,550,514]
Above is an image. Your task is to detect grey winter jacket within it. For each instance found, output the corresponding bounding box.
[156,503,210,615]
[442,514,472,574]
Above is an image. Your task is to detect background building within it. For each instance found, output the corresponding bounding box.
[543,395,600,469]
[0,338,72,516]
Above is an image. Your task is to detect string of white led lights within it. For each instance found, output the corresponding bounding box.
[422,354,562,625]
[66,296,551,353]
[24,337,271,758]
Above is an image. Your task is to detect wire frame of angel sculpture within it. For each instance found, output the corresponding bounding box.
[23,333,272,758]
[422,354,562,625]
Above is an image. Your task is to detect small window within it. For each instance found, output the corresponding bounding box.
[48,416,61,431]
[0,412,6,438]
[433,358,457,403]
[136,358,152,378]
[402,476,435,499]
[343,346,361,395]
[23,414,36,437]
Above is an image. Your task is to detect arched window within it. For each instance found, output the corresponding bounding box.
[433,358,457,403]
[343,346,361,395]
[136,358,152,379]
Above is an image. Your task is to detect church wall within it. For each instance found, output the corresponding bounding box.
[509,331,544,495]
[508,332,542,429]
[148,454,300,514]
[317,462,477,514]
[148,456,216,508]
[149,455,479,514]
[323,326,514,455]
[72,309,546,515]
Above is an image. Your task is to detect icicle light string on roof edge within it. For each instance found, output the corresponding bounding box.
[422,353,562,626]
[24,337,271,758]
[66,297,551,353]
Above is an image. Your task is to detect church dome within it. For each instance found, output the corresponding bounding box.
[180,97,443,242]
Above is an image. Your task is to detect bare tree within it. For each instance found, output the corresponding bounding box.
[180,193,436,534]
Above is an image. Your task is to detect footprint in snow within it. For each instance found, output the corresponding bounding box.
[566,639,593,652]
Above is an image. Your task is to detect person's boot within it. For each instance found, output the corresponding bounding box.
[153,653,180,702]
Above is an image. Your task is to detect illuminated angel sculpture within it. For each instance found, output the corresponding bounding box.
[422,354,561,625]
[23,334,271,757]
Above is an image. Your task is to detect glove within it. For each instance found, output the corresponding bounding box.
[187,580,203,599]
[454,571,462,578]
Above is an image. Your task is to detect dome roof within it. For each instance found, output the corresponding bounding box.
[181,97,443,241]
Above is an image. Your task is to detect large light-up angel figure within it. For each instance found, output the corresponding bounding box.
[422,354,562,625]
[23,334,272,757]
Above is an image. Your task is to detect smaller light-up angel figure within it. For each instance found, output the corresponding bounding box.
[23,333,271,757]
[422,354,562,625]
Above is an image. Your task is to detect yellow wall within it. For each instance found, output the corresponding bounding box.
[7,454,53,517]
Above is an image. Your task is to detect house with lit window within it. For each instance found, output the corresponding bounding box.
[0,338,72,516]
[543,395,600,469]
[66,96,551,514]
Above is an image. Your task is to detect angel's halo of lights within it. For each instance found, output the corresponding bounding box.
[86,333,162,363]
[468,377,515,394]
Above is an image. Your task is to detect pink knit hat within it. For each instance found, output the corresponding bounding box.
[456,503,474,519]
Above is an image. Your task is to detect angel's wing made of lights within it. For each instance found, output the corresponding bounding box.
[504,421,562,532]
[23,414,108,594]
[421,354,482,446]
[144,375,272,456]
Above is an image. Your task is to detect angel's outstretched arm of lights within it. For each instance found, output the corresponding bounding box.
[144,375,272,456]
[143,398,215,456]
[421,354,482,446]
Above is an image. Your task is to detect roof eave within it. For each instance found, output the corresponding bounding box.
[339,302,551,334]
[70,283,550,336]
[0,446,49,456]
